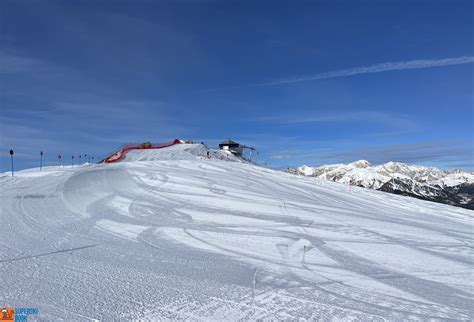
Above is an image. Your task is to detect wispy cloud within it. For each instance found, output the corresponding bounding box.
[202,56,474,91]
[258,56,474,86]
[0,50,43,73]
[324,140,474,167]
[258,110,417,129]
[271,140,474,170]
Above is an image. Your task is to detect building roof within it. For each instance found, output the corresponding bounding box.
[219,139,241,145]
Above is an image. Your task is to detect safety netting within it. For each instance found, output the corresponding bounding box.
[100,139,182,163]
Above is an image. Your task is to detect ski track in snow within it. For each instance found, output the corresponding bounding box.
[0,144,473,320]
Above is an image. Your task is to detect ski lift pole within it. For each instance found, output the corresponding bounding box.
[243,145,256,162]
[9,149,14,177]
[58,154,62,168]
[40,150,43,171]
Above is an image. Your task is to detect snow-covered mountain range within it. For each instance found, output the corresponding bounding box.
[292,161,474,209]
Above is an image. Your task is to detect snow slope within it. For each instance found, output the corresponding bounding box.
[121,143,244,163]
[1,144,473,320]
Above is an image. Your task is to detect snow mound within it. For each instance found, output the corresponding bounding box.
[122,143,244,163]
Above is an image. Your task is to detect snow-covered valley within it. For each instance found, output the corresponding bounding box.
[1,144,473,320]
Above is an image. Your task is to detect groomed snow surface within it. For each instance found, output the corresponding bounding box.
[1,144,473,320]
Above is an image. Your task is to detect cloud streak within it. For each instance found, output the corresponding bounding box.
[0,51,43,73]
[269,140,474,170]
[258,56,474,86]
[317,141,474,166]
[202,56,474,91]
[258,110,417,130]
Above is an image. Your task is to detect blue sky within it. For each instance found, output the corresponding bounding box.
[1,0,473,172]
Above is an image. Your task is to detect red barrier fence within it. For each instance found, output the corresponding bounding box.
[101,139,182,164]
